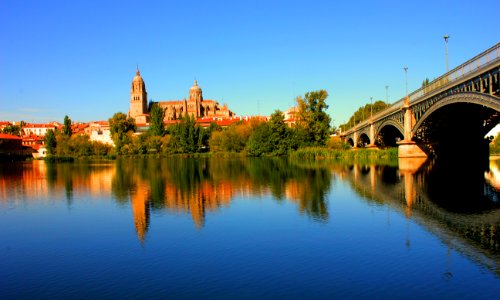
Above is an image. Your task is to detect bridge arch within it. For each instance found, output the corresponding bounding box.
[411,92,500,159]
[358,133,370,147]
[375,119,404,147]
[412,92,500,136]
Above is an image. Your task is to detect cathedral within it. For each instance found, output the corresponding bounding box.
[129,69,235,125]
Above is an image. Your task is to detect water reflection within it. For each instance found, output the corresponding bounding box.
[0,161,114,205]
[339,158,500,275]
[0,157,498,267]
[0,158,332,243]
[115,157,332,233]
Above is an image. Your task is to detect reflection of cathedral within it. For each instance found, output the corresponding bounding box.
[130,182,150,244]
[129,69,235,125]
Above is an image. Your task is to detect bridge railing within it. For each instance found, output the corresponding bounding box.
[343,43,500,135]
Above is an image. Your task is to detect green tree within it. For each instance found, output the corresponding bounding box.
[2,124,22,136]
[149,103,166,136]
[44,129,57,155]
[268,110,290,155]
[145,135,163,154]
[68,134,92,156]
[296,90,331,146]
[246,122,272,156]
[340,100,391,130]
[168,115,204,153]
[63,115,72,137]
[55,133,70,155]
[109,112,136,154]
[208,121,253,153]
[92,141,113,156]
[422,77,430,88]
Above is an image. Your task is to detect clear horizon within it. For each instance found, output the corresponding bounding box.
[1,0,498,125]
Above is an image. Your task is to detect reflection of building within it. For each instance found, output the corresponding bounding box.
[485,160,500,190]
[130,182,150,244]
[129,69,235,125]
[0,161,115,204]
[164,181,234,229]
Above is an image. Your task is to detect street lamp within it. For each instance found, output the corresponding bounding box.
[370,97,373,120]
[385,85,389,103]
[444,35,450,72]
[404,67,408,98]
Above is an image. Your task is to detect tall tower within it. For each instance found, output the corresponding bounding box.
[188,80,203,117]
[129,68,148,119]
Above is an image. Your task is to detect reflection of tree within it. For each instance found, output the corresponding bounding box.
[293,168,331,221]
[247,158,331,221]
[139,158,167,209]
[109,157,333,233]
[112,159,136,204]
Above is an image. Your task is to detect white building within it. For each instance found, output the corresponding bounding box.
[86,121,115,146]
[22,123,59,136]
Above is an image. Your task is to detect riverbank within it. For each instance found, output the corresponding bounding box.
[291,147,398,161]
[37,146,500,164]
[40,147,401,162]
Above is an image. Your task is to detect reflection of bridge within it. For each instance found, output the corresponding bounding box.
[339,161,499,276]
[341,44,500,158]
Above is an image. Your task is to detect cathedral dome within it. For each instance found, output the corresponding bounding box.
[190,80,202,91]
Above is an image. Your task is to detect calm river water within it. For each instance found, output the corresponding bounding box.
[1,157,499,299]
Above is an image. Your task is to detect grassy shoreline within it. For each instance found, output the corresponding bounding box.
[291,147,398,161]
[40,147,400,162]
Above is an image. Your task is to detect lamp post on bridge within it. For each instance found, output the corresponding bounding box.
[404,66,408,99]
[397,65,427,158]
[444,35,450,72]
[368,96,375,148]
[370,97,373,121]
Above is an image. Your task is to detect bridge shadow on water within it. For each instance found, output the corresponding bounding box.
[423,155,499,214]
[344,156,500,275]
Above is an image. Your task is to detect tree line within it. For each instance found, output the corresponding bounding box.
[44,115,114,157]
[338,100,390,132]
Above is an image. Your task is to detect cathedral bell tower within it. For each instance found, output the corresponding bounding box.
[129,68,148,119]
[188,80,203,117]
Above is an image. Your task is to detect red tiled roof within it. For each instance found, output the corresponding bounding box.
[23,123,57,128]
[22,135,44,140]
[0,133,22,140]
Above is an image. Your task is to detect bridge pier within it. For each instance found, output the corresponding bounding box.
[397,140,427,158]
[366,123,378,149]
[398,96,427,158]
[352,132,359,149]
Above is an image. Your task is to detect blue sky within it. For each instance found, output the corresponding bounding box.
[1,0,498,125]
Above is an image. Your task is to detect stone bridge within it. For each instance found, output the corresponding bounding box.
[341,43,500,158]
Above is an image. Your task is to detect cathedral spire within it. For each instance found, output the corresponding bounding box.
[136,65,140,76]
